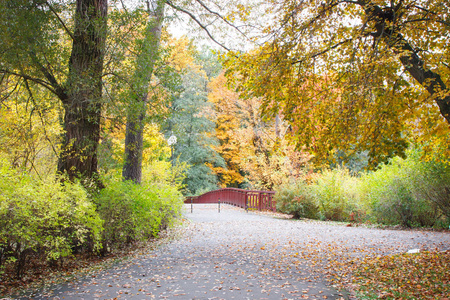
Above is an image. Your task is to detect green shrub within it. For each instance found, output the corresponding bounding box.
[94,176,183,253]
[311,168,356,221]
[278,148,449,228]
[0,160,102,278]
[359,149,447,228]
[275,181,319,219]
[142,159,188,188]
[410,153,450,224]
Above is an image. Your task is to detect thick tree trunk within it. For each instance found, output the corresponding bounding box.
[122,0,165,183]
[58,0,107,183]
[58,100,102,182]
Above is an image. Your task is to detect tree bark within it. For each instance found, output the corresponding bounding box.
[275,114,281,138]
[122,0,165,183]
[58,0,107,184]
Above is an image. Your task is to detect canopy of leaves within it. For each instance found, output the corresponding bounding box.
[223,0,450,168]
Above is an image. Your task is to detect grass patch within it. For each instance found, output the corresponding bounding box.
[353,250,450,299]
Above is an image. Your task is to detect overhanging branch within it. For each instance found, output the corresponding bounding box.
[291,39,352,65]
[44,0,75,41]
[194,0,251,41]
[165,0,230,51]
[356,0,450,124]
[28,51,68,102]
[0,69,58,96]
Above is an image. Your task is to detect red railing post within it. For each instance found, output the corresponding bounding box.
[258,192,261,211]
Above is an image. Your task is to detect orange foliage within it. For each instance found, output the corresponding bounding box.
[208,72,311,190]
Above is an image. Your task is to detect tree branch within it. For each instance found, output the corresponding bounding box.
[193,0,251,41]
[412,5,450,27]
[442,62,450,70]
[356,0,450,124]
[28,51,68,102]
[165,0,230,51]
[0,69,58,96]
[22,78,59,158]
[291,39,353,65]
[44,0,75,41]
[0,74,22,105]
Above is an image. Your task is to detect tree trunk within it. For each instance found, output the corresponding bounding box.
[58,0,107,184]
[122,0,165,183]
[275,114,281,138]
[123,108,146,183]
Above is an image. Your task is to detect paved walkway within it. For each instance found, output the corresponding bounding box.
[18,204,450,299]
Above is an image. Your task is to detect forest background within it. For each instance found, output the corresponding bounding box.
[0,0,449,294]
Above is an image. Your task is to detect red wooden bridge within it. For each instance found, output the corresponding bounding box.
[184,188,276,212]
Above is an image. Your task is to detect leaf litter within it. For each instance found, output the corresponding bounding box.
[3,204,449,299]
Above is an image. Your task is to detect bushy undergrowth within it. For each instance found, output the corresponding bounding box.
[0,160,102,278]
[275,181,318,219]
[360,149,449,228]
[0,160,184,280]
[94,174,183,253]
[275,168,361,222]
[311,168,358,221]
[275,149,450,228]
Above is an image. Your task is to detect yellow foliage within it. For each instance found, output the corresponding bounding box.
[0,97,61,176]
[164,35,206,78]
[99,121,170,170]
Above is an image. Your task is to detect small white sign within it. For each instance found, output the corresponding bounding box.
[407,249,420,254]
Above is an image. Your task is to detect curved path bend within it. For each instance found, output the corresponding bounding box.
[19,204,450,300]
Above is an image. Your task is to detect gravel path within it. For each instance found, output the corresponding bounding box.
[17,204,450,299]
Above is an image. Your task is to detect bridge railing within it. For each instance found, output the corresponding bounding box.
[184,188,276,212]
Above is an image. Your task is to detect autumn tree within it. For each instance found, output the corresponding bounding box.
[164,40,225,195]
[0,85,61,175]
[0,0,241,185]
[0,0,107,184]
[120,0,257,183]
[209,72,311,190]
[60,0,107,183]
[224,0,450,166]
[208,73,245,187]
